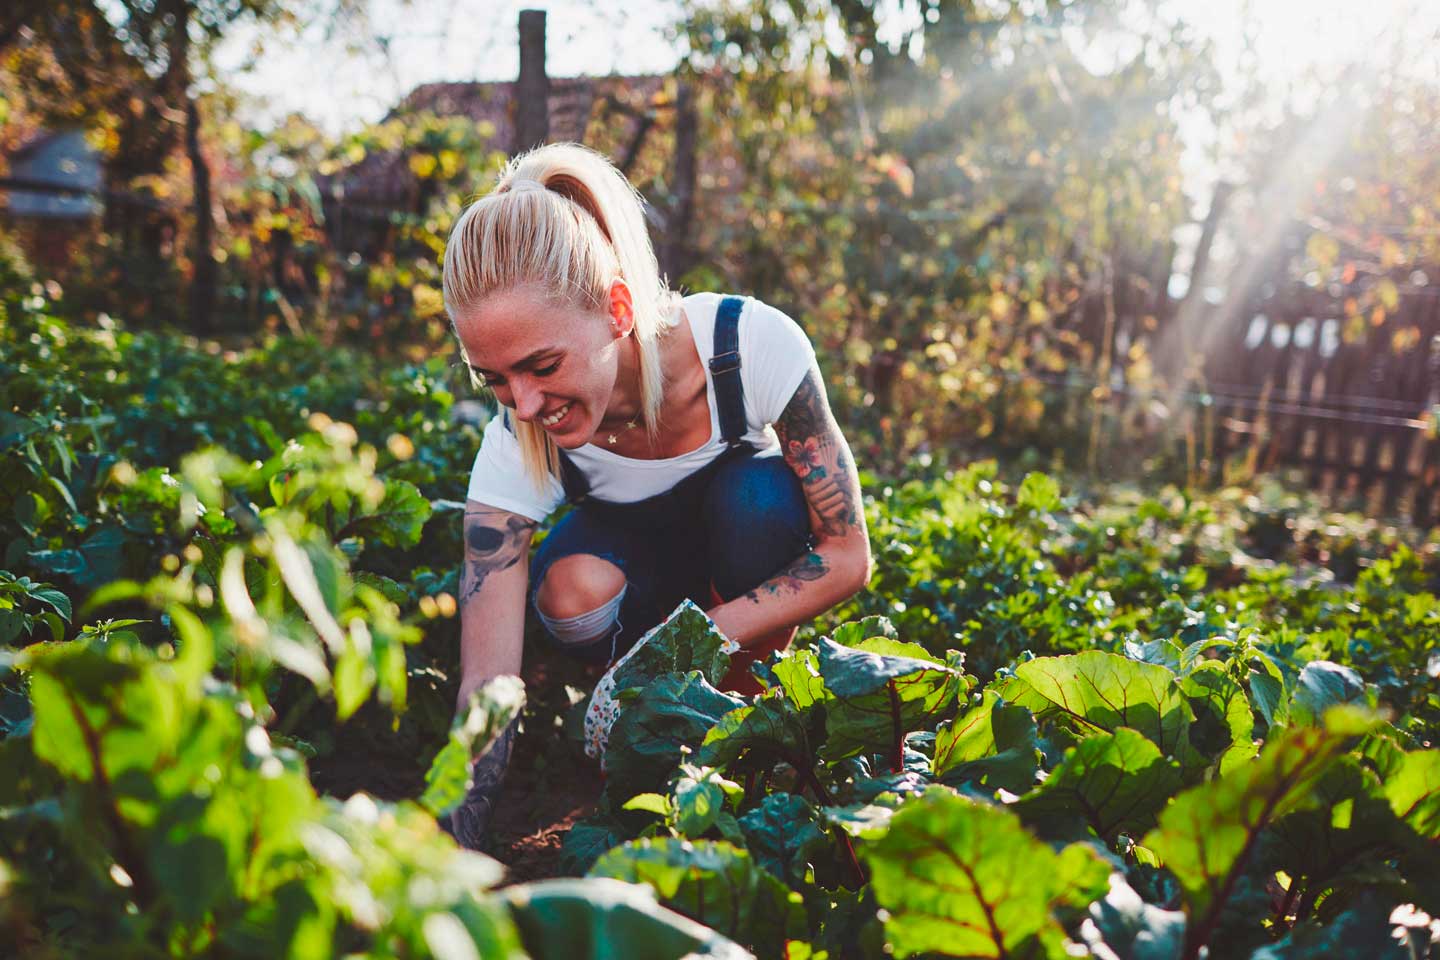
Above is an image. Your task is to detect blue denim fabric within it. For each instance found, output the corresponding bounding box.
[529,446,812,664]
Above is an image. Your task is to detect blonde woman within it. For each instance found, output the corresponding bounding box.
[440,142,871,850]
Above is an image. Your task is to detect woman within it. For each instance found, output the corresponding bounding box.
[441,142,870,851]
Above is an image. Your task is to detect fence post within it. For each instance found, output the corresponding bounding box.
[513,10,550,155]
[659,79,698,283]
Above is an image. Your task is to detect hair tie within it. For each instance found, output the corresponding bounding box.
[507,178,547,194]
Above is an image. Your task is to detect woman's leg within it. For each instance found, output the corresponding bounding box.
[529,506,674,665]
[702,450,813,693]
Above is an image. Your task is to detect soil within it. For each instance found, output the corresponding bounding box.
[308,644,607,883]
[484,652,608,884]
[487,747,604,884]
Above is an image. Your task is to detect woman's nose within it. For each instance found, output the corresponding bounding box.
[510,378,544,421]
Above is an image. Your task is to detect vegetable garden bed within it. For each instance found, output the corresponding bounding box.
[3,296,1439,958]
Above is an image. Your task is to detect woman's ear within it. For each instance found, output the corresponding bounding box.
[608,277,635,339]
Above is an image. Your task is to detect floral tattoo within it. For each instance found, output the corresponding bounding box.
[776,370,864,540]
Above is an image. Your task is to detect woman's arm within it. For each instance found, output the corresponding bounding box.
[455,501,535,709]
[444,501,535,851]
[707,367,872,647]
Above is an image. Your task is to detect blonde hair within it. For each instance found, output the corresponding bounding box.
[443,142,680,489]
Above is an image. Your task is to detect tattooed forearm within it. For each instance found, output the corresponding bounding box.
[441,718,517,851]
[744,551,829,604]
[461,508,535,603]
[776,370,864,539]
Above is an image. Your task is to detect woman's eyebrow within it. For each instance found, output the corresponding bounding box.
[470,347,561,376]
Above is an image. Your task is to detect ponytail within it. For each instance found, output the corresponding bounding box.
[443,142,680,489]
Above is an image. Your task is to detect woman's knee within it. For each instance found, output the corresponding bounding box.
[534,554,627,620]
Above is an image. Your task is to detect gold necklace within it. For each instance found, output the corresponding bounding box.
[606,418,640,445]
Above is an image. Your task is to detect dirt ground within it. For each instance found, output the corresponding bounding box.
[487,745,604,884]
[311,648,606,882]
[487,653,607,882]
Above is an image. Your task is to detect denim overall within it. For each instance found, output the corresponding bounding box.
[526,295,813,665]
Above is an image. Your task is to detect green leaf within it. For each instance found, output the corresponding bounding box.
[559,816,629,876]
[419,676,526,819]
[604,672,745,795]
[1142,709,1378,943]
[589,838,805,951]
[0,608,23,645]
[40,611,64,643]
[736,793,830,886]
[348,478,433,548]
[1003,651,1193,756]
[505,877,751,960]
[933,690,1039,794]
[819,801,897,839]
[1180,667,1256,773]
[827,616,899,648]
[698,695,810,770]
[332,647,373,721]
[29,587,72,622]
[610,601,734,696]
[1263,757,1410,907]
[1250,892,1409,959]
[818,638,966,764]
[1016,472,1062,513]
[864,786,1109,959]
[1290,661,1369,727]
[1079,874,1186,960]
[1015,728,1181,840]
[1384,749,1440,840]
[770,646,829,711]
[622,793,672,816]
[672,767,741,838]
[27,640,181,789]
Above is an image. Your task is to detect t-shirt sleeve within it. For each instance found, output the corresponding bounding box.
[465,414,565,523]
[740,297,819,424]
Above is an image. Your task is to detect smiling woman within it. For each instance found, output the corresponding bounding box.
[436,142,872,851]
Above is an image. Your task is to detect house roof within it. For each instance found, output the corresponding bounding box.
[326,74,669,208]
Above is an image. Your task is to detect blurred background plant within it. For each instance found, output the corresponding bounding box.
[5,1,1437,514]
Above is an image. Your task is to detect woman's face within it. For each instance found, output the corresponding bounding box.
[456,284,625,448]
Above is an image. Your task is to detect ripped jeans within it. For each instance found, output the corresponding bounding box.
[528,445,813,665]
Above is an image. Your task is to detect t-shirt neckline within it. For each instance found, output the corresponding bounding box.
[575,294,723,466]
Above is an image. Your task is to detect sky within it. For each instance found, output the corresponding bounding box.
[217,0,1440,137]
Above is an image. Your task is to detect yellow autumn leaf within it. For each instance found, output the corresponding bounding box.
[1377,278,1400,312]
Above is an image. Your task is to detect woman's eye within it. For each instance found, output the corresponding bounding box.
[535,360,562,376]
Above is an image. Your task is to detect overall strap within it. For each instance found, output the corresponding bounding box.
[557,449,590,502]
[502,409,590,502]
[709,295,748,448]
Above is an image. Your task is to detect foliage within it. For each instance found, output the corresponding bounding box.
[6,292,1440,955]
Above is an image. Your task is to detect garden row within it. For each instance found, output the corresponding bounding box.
[2,291,1439,957]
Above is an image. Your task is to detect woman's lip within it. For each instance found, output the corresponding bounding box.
[539,403,574,429]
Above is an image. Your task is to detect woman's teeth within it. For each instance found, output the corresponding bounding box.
[541,403,571,427]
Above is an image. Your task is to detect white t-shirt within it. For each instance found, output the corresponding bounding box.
[465,292,817,522]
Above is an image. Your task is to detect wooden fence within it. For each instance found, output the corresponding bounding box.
[1200,282,1440,523]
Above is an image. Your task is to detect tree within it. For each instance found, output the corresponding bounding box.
[673,0,1219,471]
[2,0,334,332]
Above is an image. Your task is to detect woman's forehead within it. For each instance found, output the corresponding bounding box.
[457,287,590,369]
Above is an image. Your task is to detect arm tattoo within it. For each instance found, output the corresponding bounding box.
[461,507,535,603]
[744,551,830,604]
[442,718,517,852]
[775,370,865,539]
